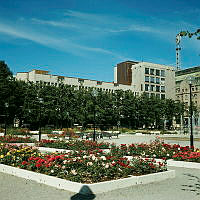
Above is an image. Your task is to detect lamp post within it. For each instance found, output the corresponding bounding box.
[92,88,98,142]
[4,102,9,136]
[187,76,195,148]
[38,98,43,141]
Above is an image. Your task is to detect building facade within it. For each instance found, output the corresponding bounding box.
[16,69,136,93]
[175,66,200,129]
[114,61,176,99]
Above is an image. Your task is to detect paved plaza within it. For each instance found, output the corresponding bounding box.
[1,134,200,200]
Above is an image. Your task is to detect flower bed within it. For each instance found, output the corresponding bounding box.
[172,151,200,163]
[109,138,192,159]
[37,139,110,151]
[0,143,167,184]
[0,136,36,143]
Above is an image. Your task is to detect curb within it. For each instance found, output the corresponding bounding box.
[0,164,175,194]
[167,159,200,169]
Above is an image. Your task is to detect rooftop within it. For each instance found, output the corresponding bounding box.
[175,66,200,76]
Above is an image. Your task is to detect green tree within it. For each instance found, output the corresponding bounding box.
[0,61,13,125]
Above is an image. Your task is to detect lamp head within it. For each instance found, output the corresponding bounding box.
[92,88,98,97]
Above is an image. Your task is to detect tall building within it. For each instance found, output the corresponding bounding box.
[175,66,200,127]
[114,61,176,99]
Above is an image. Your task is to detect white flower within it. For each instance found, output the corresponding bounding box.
[87,162,93,166]
[167,154,170,156]
[71,169,77,175]
[83,155,87,159]
[105,164,109,169]
[101,156,106,160]
[62,166,66,169]
[51,170,54,173]
[92,155,96,161]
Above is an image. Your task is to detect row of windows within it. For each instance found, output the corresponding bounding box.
[145,93,165,99]
[143,84,165,92]
[145,76,165,84]
[145,68,165,77]
[176,87,199,93]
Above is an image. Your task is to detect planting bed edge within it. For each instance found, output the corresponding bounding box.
[0,164,175,194]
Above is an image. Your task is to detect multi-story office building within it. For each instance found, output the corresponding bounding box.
[16,61,176,99]
[175,66,200,127]
[114,61,176,99]
[16,69,135,93]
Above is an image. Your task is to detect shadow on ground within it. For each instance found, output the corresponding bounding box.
[181,173,200,195]
[71,185,96,200]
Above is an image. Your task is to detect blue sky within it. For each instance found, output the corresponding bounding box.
[0,0,199,82]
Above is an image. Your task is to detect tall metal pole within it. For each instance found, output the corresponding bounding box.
[189,83,193,148]
[4,114,7,136]
[93,100,96,142]
[38,98,43,142]
[4,103,9,136]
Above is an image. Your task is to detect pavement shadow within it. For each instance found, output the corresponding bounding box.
[70,185,96,200]
[181,173,200,195]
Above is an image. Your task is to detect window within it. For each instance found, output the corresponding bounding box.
[145,92,150,97]
[156,69,160,76]
[192,87,195,91]
[145,84,149,91]
[161,70,165,77]
[150,85,155,91]
[141,84,143,91]
[156,86,160,92]
[156,94,160,98]
[150,69,154,75]
[150,77,155,83]
[161,86,165,92]
[156,77,160,84]
[151,93,155,97]
[145,68,149,74]
[78,78,84,84]
[145,76,149,82]
[161,94,165,99]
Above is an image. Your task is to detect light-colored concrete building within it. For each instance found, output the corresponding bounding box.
[175,66,200,129]
[16,69,136,93]
[114,61,176,99]
[16,61,176,99]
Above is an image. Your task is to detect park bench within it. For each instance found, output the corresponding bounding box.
[101,131,112,139]
[111,131,120,138]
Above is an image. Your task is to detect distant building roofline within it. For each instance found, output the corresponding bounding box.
[175,66,200,76]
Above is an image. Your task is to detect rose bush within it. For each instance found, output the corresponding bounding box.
[37,139,110,151]
[173,151,200,163]
[0,136,36,143]
[110,139,191,159]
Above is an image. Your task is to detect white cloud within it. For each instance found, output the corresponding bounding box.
[0,21,124,59]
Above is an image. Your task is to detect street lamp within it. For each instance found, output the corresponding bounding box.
[91,88,98,142]
[4,102,9,136]
[187,76,195,148]
[38,98,43,141]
